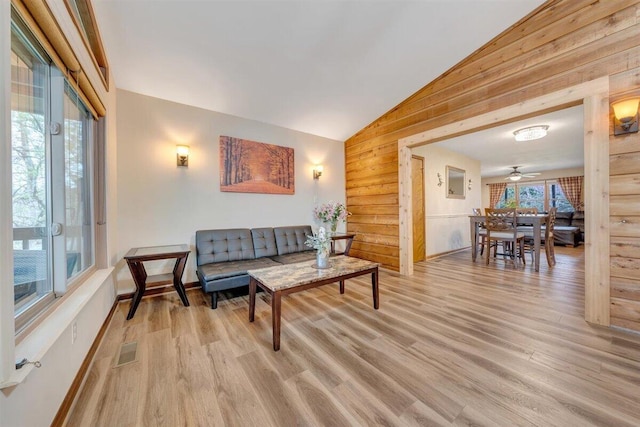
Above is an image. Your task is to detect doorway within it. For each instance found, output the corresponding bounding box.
[397,78,610,326]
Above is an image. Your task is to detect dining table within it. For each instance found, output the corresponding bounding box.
[469,213,550,272]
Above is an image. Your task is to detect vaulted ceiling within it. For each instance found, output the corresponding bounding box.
[92,0,545,142]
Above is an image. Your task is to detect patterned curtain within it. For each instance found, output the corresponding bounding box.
[489,182,507,208]
[557,176,584,210]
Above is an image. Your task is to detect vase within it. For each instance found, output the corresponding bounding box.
[316,248,330,268]
[330,221,338,234]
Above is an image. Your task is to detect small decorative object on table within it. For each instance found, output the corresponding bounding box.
[313,201,350,234]
[305,226,332,268]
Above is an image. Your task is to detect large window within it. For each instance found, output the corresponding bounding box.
[496,180,576,212]
[11,16,94,330]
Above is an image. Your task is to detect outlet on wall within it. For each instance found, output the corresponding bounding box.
[72,321,77,344]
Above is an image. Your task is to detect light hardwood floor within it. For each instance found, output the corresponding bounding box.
[66,246,640,426]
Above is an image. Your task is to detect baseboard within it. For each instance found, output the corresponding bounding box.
[50,299,119,427]
[425,246,469,260]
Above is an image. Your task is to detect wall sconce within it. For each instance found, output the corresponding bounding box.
[176,145,189,167]
[437,173,443,186]
[468,179,472,191]
[612,97,639,136]
[313,165,323,180]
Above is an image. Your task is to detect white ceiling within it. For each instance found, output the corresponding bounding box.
[92,0,545,142]
[434,105,585,178]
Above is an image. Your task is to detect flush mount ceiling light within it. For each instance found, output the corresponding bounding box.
[513,125,549,142]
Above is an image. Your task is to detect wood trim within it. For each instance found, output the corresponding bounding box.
[396,77,611,327]
[11,0,106,117]
[584,85,611,326]
[398,145,412,275]
[50,299,119,427]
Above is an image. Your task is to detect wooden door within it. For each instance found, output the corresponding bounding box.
[411,155,425,262]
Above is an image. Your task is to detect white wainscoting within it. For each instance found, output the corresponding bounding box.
[425,213,471,257]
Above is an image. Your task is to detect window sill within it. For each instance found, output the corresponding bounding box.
[0,267,114,389]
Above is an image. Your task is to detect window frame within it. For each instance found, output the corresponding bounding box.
[11,10,97,333]
[496,179,575,213]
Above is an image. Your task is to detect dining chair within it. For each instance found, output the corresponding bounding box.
[516,207,538,215]
[484,208,526,268]
[473,208,490,256]
[523,207,557,267]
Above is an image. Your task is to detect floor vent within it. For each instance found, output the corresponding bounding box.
[114,341,138,368]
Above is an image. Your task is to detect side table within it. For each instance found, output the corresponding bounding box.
[124,244,190,320]
[330,233,355,256]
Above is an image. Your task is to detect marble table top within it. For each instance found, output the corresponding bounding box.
[247,255,379,292]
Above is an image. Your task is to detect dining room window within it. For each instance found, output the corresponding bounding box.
[495,180,574,212]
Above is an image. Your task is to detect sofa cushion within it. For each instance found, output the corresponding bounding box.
[196,228,255,265]
[555,211,573,227]
[270,250,316,265]
[198,257,280,282]
[274,225,313,255]
[251,227,278,258]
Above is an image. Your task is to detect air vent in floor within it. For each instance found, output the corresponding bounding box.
[114,341,138,368]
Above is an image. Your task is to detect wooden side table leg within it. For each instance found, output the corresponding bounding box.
[172,255,190,306]
[344,236,354,256]
[339,280,345,294]
[272,291,282,351]
[372,268,379,309]
[249,278,257,322]
[126,261,147,320]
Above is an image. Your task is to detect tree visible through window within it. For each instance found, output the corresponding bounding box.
[494,181,576,212]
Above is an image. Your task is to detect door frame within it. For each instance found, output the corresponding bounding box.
[397,77,610,326]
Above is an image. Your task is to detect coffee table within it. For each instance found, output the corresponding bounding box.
[248,255,379,351]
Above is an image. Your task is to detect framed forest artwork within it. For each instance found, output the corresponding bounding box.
[219,136,295,194]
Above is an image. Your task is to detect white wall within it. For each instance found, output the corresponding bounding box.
[412,144,481,257]
[480,166,585,208]
[115,90,345,292]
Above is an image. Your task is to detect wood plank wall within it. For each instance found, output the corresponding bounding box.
[345,0,640,269]
[345,0,640,331]
[609,67,640,331]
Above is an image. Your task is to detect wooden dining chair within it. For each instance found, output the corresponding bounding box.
[484,208,526,268]
[473,208,490,256]
[523,207,557,267]
[516,207,538,215]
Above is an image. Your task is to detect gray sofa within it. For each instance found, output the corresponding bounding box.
[195,225,316,309]
[554,211,582,247]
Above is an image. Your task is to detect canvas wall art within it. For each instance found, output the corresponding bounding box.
[219,136,295,194]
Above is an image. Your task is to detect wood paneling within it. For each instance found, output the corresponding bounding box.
[344,0,640,330]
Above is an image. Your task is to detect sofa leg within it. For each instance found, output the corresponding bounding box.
[211,292,218,309]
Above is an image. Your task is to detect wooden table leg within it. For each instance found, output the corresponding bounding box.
[339,280,345,294]
[172,255,190,307]
[126,261,147,320]
[372,268,379,309]
[272,291,282,351]
[534,222,542,272]
[470,220,478,262]
[249,277,256,322]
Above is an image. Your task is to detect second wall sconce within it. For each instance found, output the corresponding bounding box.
[468,179,472,191]
[437,173,443,186]
[313,165,323,180]
[176,145,190,167]
[612,97,639,136]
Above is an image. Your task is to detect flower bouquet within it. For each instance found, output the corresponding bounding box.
[305,226,331,268]
[313,201,350,233]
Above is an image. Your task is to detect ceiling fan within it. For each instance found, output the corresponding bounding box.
[505,166,540,181]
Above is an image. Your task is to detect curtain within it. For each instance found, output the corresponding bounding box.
[489,182,507,208]
[558,176,584,211]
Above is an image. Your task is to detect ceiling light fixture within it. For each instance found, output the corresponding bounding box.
[513,125,549,142]
[509,174,522,181]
